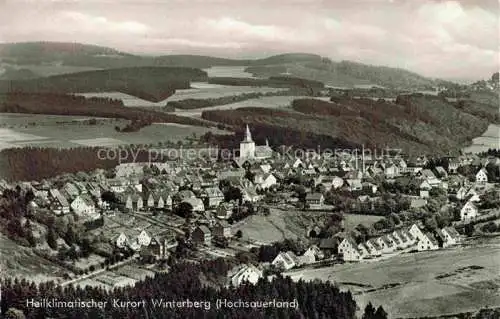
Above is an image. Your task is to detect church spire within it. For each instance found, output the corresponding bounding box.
[244,124,253,142]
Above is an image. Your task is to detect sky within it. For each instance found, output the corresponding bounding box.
[0,0,498,81]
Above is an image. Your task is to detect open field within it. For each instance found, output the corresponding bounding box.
[463,124,500,154]
[0,233,67,283]
[78,82,287,107]
[203,66,257,78]
[234,209,382,245]
[286,238,500,318]
[176,95,331,118]
[343,214,384,232]
[0,115,229,149]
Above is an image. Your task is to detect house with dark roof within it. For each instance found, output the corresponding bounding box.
[305,192,324,208]
[441,227,461,247]
[417,232,439,251]
[192,225,212,246]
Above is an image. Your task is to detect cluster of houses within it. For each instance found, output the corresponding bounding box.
[338,223,461,261]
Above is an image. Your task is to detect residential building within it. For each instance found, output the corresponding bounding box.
[49,189,70,215]
[192,225,212,246]
[305,193,324,208]
[70,195,98,219]
[417,232,439,251]
[338,237,362,261]
[272,251,299,270]
[254,173,277,190]
[409,224,426,241]
[441,227,461,247]
[475,168,488,184]
[202,187,225,208]
[229,264,263,286]
[148,235,177,259]
[460,201,479,221]
[212,221,232,238]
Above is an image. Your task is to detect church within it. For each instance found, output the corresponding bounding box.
[239,125,273,160]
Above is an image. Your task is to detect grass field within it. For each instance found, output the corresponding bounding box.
[286,238,500,318]
[463,124,500,154]
[78,82,287,107]
[343,214,383,232]
[0,114,229,149]
[234,209,382,245]
[203,66,257,78]
[176,95,331,118]
[0,233,67,283]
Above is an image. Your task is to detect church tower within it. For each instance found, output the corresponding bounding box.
[240,124,255,159]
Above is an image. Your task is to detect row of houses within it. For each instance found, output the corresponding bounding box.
[338,224,461,261]
[271,245,325,270]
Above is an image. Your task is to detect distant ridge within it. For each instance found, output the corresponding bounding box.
[0,41,442,89]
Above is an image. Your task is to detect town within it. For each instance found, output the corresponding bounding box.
[0,124,498,295]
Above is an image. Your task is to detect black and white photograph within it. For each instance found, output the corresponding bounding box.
[0,0,498,318]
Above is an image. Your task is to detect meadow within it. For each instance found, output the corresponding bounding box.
[0,114,229,149]
[463,124,500,154]
[286,238,500,318]
[176,95,331,118]
[202,66,257,78]
[0,233,67,283]
[78,82,287,107]
[234,209,382,245]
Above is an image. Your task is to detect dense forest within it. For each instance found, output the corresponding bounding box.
[0,92,210,129]
[0,146,153,181]
[200,112,360,152]
[0,67,207,102]
[0,259,365,319]
[244,60,439,89]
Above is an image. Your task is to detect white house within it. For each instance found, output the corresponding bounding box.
[229,264,263,286]
[113,233,128,249]
[377,235,396,254]
[417,232,439,251]
[460,201,479,221]
[364,240,381,257]
[475,168,488,184]
[441,227,461,247]
[300,245,324,264]
[357,243,371,259]
[136,230,152,246]
[254,173,277,190]
[409,224,426,242]
[331,176,344,190]
[338,237,362,261]
[70,195,98,219]
[272,251,299,270]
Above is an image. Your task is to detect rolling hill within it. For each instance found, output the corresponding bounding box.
[0,67,208,102]
[0,42,441,89]
[201,94,492,156]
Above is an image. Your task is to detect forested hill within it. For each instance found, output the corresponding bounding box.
[201,94,494,156]
[0,67,207,102]
[0,42,439,89]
